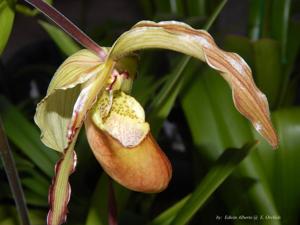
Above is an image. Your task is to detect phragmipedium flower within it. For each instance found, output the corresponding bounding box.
[28,1,278,225]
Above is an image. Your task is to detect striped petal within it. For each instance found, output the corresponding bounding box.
[108,20,278,148]
[46,60,116,225]
[34,49,106,151]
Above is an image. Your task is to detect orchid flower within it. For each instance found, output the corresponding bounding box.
[25,1,278,225]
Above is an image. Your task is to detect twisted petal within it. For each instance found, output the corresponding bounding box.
[46,60,115,225]
[47,135,77,225]
[108,20,278,148]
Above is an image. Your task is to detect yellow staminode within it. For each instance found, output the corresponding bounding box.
[92,91,150,147]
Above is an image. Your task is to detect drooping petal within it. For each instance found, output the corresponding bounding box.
[47,133,78,225]
[85,117,172,193]
[107,21,278,148]
[46,60,116,224]
[34,49,106,151]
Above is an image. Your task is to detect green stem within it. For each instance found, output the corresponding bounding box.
[0,117,31,225]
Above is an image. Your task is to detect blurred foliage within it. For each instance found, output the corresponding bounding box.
[0,0,300,225]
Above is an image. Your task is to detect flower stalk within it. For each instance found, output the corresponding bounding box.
[24,0,106,60]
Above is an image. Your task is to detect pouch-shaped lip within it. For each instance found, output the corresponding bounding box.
[85,116,172,193]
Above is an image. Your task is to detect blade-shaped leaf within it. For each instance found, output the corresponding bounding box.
[147,0,228,134]
[0,117,31,225]
[0,0,14,55]
[39,21,81,56]
[85,174,131,225]
[255,108,300,225]
[148,56,196,134]
[253,39,282,108]
[278,21,300,107]
[180,67,280,223]
[186,0,206,17]
[149,195,190,225]
[24,0,105,58]
[149,143,255,225]
[271,0,291,62]
[0,96,57,177]
[224,35,253,68]
[248,0,264,40]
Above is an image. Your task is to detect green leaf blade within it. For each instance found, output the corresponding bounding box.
[253,39,282,108]
[39,21,81,56]
[0,96,58,177]
[169,143,255,225]
[0,0,15,55]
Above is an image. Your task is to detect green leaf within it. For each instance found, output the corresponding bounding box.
[253,39,282,108]
[85,174,131,225]
[132,74,165,107]
[25,190,48,207]
[0,95,58,177]
[255,108,300,225]
[0,116,31,225]
[149,195,190,225]
[202,0,227,30]
[248,0,264,40]
[271,0,291,62]
[16,0,54,17]
[285,21,300,68]
[0,0,15,55]
[153,0,184,17]
[148,56,198,134]
[224,35,253,68]
[146,0,229,134]
[39,20,80,56]
[169,143,255,225]
[181,69,253,159]
[0,205,46,225]
[278,21,300,107]
[153,0,169,11]
[180,68,280,223]
[21,172,49,197]
[187,0,206,17]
